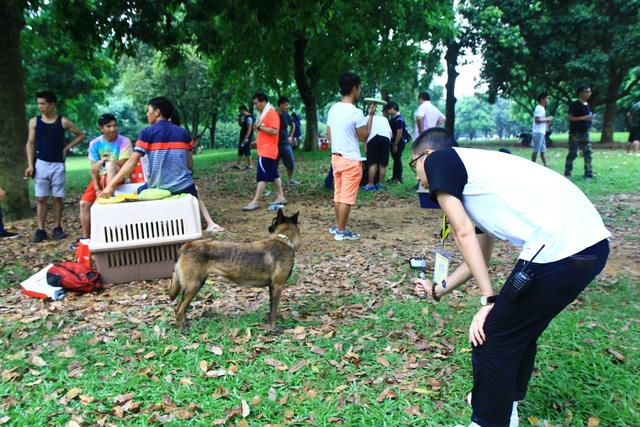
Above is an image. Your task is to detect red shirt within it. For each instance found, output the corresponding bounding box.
[257,109,280,159]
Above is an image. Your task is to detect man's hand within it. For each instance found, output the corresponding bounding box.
[392,143,398,154]
[100,184,115,199]
[414,278,443,300]
[547,115,554,122]
[469,304,493,346]
[368,104,377,116]
[0,188,6,200]
[24,165,34,178]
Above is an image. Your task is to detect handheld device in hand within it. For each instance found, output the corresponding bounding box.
[409,257,427,270]
[505,245,545,302]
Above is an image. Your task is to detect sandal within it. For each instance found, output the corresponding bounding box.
[271,199,288,205]
[242,202,260,211]
[205,224,225,233]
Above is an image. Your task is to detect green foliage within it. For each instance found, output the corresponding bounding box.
[464,0,640,141]
[456,95,495,139]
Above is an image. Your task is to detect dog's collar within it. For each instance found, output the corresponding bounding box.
[276,233,296,252]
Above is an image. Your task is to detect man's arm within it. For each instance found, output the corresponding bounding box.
[61,117,85,154]
[100,152,143,198]
[326,127,332,147]
[436,192,494,297]
[258,124,278,135]
[243,118,253,141]
[416,115,424,133]
[436,112,446,127]
[415,233,495,299]
[24,118,37,177]
[356,104,376,141]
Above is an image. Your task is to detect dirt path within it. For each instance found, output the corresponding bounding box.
[1,186,637,333]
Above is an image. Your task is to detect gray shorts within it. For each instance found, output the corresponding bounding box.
[531,132,546,153]
[34,159,66,198]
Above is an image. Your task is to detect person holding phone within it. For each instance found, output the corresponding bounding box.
[410,128,609,427]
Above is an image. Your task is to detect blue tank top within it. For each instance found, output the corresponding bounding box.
[35,116,66,162]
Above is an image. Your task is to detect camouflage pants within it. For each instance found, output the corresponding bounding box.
[564,132,592,176]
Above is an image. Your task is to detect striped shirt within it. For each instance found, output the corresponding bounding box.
[134,120,194,193]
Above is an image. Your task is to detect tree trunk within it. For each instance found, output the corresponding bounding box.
[600,64,620,144]
[293,33,318,151]
[444,39,460,135]
[209,109,217,149]
[0,0,30,220]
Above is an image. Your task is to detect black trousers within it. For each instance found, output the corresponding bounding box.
[390,140,405,181]
[471,239,609,427]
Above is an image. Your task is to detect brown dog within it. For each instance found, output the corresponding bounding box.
[169,209,300,330]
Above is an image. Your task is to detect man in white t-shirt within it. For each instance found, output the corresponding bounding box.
[410,128,610,427]
[414,91,446,137]
[531,92,554,166]
[326,72,375,241]
[363,113,393,190]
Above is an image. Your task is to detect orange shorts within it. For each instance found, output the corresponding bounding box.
[332,155,362,205]
[80,175,123,203]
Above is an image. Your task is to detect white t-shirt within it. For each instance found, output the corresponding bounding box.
[415,101,446,137]
[367,115,392,142]
[532,105,547,133]
[327,102,368,160]
[424,147,610,263]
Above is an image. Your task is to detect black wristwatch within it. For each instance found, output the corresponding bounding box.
[480,295,497,306]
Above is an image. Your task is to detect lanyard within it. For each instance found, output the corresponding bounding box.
[440,213,451,246]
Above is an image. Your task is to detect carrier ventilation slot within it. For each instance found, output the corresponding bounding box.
[102,219,185,243]
[106,244,180,268]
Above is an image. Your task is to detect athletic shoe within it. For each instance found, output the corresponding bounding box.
[584,173,594,179]
[242,202,260,211]
[362,184,377,191]
[334,229,360,241]
[230,165,241,170]
[53,226,68,240]
[564,171,572,177]
[32,229,47,243]
[0,230,18,239]
[375,183,385,190]
[289,179,301,186]
[328,225,338,234]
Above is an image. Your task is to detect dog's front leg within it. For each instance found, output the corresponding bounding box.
[268,282,284,331]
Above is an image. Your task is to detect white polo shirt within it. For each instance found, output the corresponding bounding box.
[327,102,368,161]
[424,147,611,263]
[532,105,547,134]
[415,101,446,137]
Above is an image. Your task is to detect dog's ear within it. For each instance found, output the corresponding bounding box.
[290,211,299,224]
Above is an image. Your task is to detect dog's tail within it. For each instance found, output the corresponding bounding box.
[169,261,182,301]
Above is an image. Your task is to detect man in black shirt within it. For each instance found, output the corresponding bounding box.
[233,105,253,170]
[276,96,299,185]
[565,85,595,178]
[384,102,410,183]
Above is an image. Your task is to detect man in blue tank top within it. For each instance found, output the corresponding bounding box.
[24,91,85,243]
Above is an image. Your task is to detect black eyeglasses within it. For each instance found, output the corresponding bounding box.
[409,152,427,173]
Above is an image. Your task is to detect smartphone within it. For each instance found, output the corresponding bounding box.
[409,257,427,270]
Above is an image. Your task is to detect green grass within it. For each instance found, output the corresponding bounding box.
[4,144,639,426]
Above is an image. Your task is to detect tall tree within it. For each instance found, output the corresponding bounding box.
[0,0,30,220]
[1,0,182,219]
[184,0,452,151]
[465,0,640,142]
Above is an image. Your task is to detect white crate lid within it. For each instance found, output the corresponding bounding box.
[89,194,202,252]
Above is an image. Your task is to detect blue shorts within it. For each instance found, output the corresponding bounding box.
[257,157,279,182]
[531,132,546,153]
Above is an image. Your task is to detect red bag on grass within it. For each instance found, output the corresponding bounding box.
[46,261,102,293]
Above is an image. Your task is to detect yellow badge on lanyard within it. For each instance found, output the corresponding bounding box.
[433,213,451,288]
